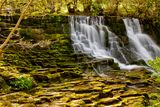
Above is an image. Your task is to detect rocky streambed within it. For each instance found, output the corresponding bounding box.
[0,67,160,107]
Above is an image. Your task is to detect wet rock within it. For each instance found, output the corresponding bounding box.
[79,58,120,73]
[131,59,148,66]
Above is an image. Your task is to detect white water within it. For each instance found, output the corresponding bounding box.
[70,16,110,59]
[70,16,160,70]
[123,18,160,62]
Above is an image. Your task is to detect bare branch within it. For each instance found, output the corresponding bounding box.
[0,0,7,12]
[0,0,33,51]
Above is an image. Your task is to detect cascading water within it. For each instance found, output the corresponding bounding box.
[70,16,110,59]
[123,18,160,62]
[70,16,160,71]
[70,16,129,61]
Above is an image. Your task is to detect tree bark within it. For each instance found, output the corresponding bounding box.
[0,0,33,52]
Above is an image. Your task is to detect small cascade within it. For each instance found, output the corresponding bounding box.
[70,16,128,61]
[123,18,160,62]
[70,16,110,59]
[70,16,160,72]
[70,16,141,71]
[106,28,129,64]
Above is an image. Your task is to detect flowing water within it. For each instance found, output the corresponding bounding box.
[70,16,110,59]
[123,18,160,62]
[70,16,160,71]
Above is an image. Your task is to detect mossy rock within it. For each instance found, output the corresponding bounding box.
[68,100,85,107]
[0,101,12,107]
[60,71,83,79]
[0,76,10,90]
[125,68,151,79]
[19,28,45,41]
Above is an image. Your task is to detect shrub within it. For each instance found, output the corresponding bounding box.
[10,77,33,90]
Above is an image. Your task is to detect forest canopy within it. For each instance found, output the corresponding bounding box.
[0,0,160,19]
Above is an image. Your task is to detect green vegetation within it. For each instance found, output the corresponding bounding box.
[148,57,160,83]
[148,57,160,73]
[0,0,160,18]
[10,77,33,90]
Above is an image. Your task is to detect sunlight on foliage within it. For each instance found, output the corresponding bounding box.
[148,57,160,73]
[76,1,84,12]
[0,0,158,17]
[148,57,160,83]
[60,4,68,14]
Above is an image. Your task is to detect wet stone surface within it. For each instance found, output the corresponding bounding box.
[0,68,159,107]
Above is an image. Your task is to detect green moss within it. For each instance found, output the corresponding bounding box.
[110,63,120,70]
[50,73,61,82]
[19,28,33,40]
[0,101,12,107]
[148,93,160,106]
[19,28,46,41]
[148,57,160,73]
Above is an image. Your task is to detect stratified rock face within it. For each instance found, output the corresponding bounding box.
[1,15,121,82]
[0,15,160,107]
[0,68,159,107]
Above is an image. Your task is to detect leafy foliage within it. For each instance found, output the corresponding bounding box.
[0,0,159,17]
[148,57,160,83]
[148,57,160,73]
[10,77,33,90]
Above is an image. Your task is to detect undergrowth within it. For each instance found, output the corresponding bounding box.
[10,77,33,90]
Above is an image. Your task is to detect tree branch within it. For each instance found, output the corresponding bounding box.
[0,0,7,12]
[0,0,33,51]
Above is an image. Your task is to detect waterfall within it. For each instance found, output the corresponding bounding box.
[70,16,110,59]
[70,16,159,71]
[123,18,160,62]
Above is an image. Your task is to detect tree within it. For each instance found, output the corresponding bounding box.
[0,0,33,55]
